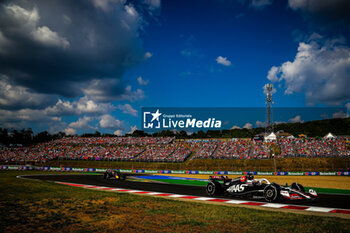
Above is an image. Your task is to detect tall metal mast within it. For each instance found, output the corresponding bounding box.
[265,84,274,133]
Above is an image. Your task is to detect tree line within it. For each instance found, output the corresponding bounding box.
[1,117,349,146]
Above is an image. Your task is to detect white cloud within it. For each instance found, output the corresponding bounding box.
[0,108,61,125]
[64,127,77,135]
[69,116,93,129]
[0,0,152,104]
[99,114,123,129]
[144,51,153,59]
[137,76,149,86]
[267,66,280,82]
[250,0,273,9]
[332,110,349,119]
[31,26,70,49]
[0,75,56,109]
[114,129,123,136]
[45,96,115,116]
[4,4,69,49]
[4,4,39,29]
[243,123,253,129]
[117,103,137,116]
[92,0,125,12]
[0,1,156,132]
[82,79,144,102]
[128,125,137,134]
[256,120,266,127]
[76,97,114,114]
[125,5,138,18]
[231,125,241,129]
[143,0,161,9]
[216,56,232,66]
[266,36,350,105]
[289,115,304,123]
[120,85,145,102]
[275,121,287,125]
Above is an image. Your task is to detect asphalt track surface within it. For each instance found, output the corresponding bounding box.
[24,174,350,210]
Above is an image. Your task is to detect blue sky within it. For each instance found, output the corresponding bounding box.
[0,0,349,135]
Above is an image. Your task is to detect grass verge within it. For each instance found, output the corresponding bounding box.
[1,171,350,233]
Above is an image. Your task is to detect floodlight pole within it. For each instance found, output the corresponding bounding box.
[265,84,274,134]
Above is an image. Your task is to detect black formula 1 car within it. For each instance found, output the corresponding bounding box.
[206,174,318,202]
[103,169,126,180]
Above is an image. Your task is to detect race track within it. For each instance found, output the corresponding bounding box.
[22,174,350,210]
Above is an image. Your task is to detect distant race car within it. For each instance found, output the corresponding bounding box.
[103,169,126,180]
[206,174,318,202]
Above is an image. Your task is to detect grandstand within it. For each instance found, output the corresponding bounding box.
[0,136,349,164]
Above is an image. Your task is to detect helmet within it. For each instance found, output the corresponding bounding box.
[247,173,254,180]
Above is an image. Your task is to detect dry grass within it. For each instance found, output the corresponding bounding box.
[1,171,350,233]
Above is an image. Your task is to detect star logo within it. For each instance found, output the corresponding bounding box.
[150,109,162,122]
[143,109,162,129]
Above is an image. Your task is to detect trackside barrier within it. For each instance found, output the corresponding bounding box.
[1,165,349,175]
[186,170,199,174]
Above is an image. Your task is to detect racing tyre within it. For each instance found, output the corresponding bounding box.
[103,173,107,179]
[291,182,305,192]
[263,183,280,202]
[206,181,222,196]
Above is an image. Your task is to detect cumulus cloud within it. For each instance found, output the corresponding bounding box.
[137,76,149,86]
[144,0,161,10]
[288,0,350,22]
[0,0,153,102]
[0,108,62,129]
[332,110,349,119]
[267,66,280,83]
[250,0,273,9]
[119,86,145,102]
[144,52,153,59]
[45,97,116,116]
[266,36,350,105]
[99,114,123,129]
[68,116,94,129]
[64,127,77,135]
[231,125,241,129]
[289,115,304,123]
[31,26,70,49]
[216,56,232,66]
[117,104,138,116]
[128,125,138,134]
[243,123,253,129]
[114,129,123,136]
[0,75,56,110]
[82,80,144,102]
[256,120,266,128]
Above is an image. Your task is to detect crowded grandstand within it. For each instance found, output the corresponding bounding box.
[1,135,349,164]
